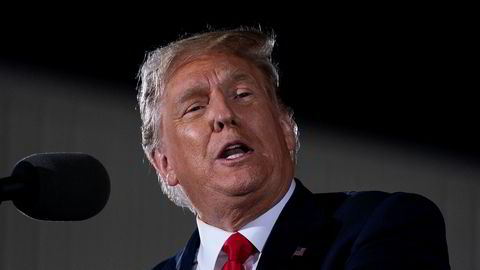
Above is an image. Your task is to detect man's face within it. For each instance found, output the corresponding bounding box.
[153,53,295,213]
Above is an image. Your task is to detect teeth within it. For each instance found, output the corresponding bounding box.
[226,144,241,150]
[226,153,244,160]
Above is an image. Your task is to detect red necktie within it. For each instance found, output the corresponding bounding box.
[222,232,254,270]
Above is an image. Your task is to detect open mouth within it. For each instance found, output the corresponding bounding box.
[217,142,253,160]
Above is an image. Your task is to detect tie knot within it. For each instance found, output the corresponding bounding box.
[222,232,254,265]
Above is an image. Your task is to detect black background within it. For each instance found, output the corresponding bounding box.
[1,7,477,160]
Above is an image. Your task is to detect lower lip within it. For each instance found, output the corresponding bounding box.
[216,150,254,166]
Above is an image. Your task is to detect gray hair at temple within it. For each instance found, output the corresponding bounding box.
[137,27,300,213]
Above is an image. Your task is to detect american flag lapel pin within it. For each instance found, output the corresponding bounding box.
[292,247,307,257]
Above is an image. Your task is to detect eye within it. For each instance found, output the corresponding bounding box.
[184,104,205,115]
[235,90,253,99]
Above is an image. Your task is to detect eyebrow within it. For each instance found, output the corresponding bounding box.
[228,72,257,86]
[175,86,209,105]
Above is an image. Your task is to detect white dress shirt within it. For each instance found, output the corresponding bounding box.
[194,180,296,270]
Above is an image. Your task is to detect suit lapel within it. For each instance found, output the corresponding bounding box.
[256,179,335,270]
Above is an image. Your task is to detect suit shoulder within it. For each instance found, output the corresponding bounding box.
[337,191,391,214]
[345,191,443,216]
[151,248,184,270]
[365,191,446,224]
[327,191,449,268]
[312,191,389,220]
[337,191,448,249]
[329,191,445,227]
[346,192,449,268]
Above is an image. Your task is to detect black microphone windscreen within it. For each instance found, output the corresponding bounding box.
[11,153,110,221]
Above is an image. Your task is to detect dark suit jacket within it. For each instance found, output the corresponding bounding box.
[153,179,450,269]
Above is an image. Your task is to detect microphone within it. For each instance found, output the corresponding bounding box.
[1,153,110,221]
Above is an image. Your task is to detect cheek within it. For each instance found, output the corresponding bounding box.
[248,108,286,154]
[171,123,209,164]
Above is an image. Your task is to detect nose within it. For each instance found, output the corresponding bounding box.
[210,91,237,132]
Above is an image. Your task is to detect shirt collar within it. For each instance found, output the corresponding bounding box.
[196,180,296,270]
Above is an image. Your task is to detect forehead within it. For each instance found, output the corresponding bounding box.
[165,53,267,94]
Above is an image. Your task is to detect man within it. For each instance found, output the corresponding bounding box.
[137,28,450,269]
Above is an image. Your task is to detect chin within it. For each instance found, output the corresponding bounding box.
[216,170,265,196]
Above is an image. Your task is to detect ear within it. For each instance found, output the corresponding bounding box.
[279,113,296,153]
[151,149,179,186]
